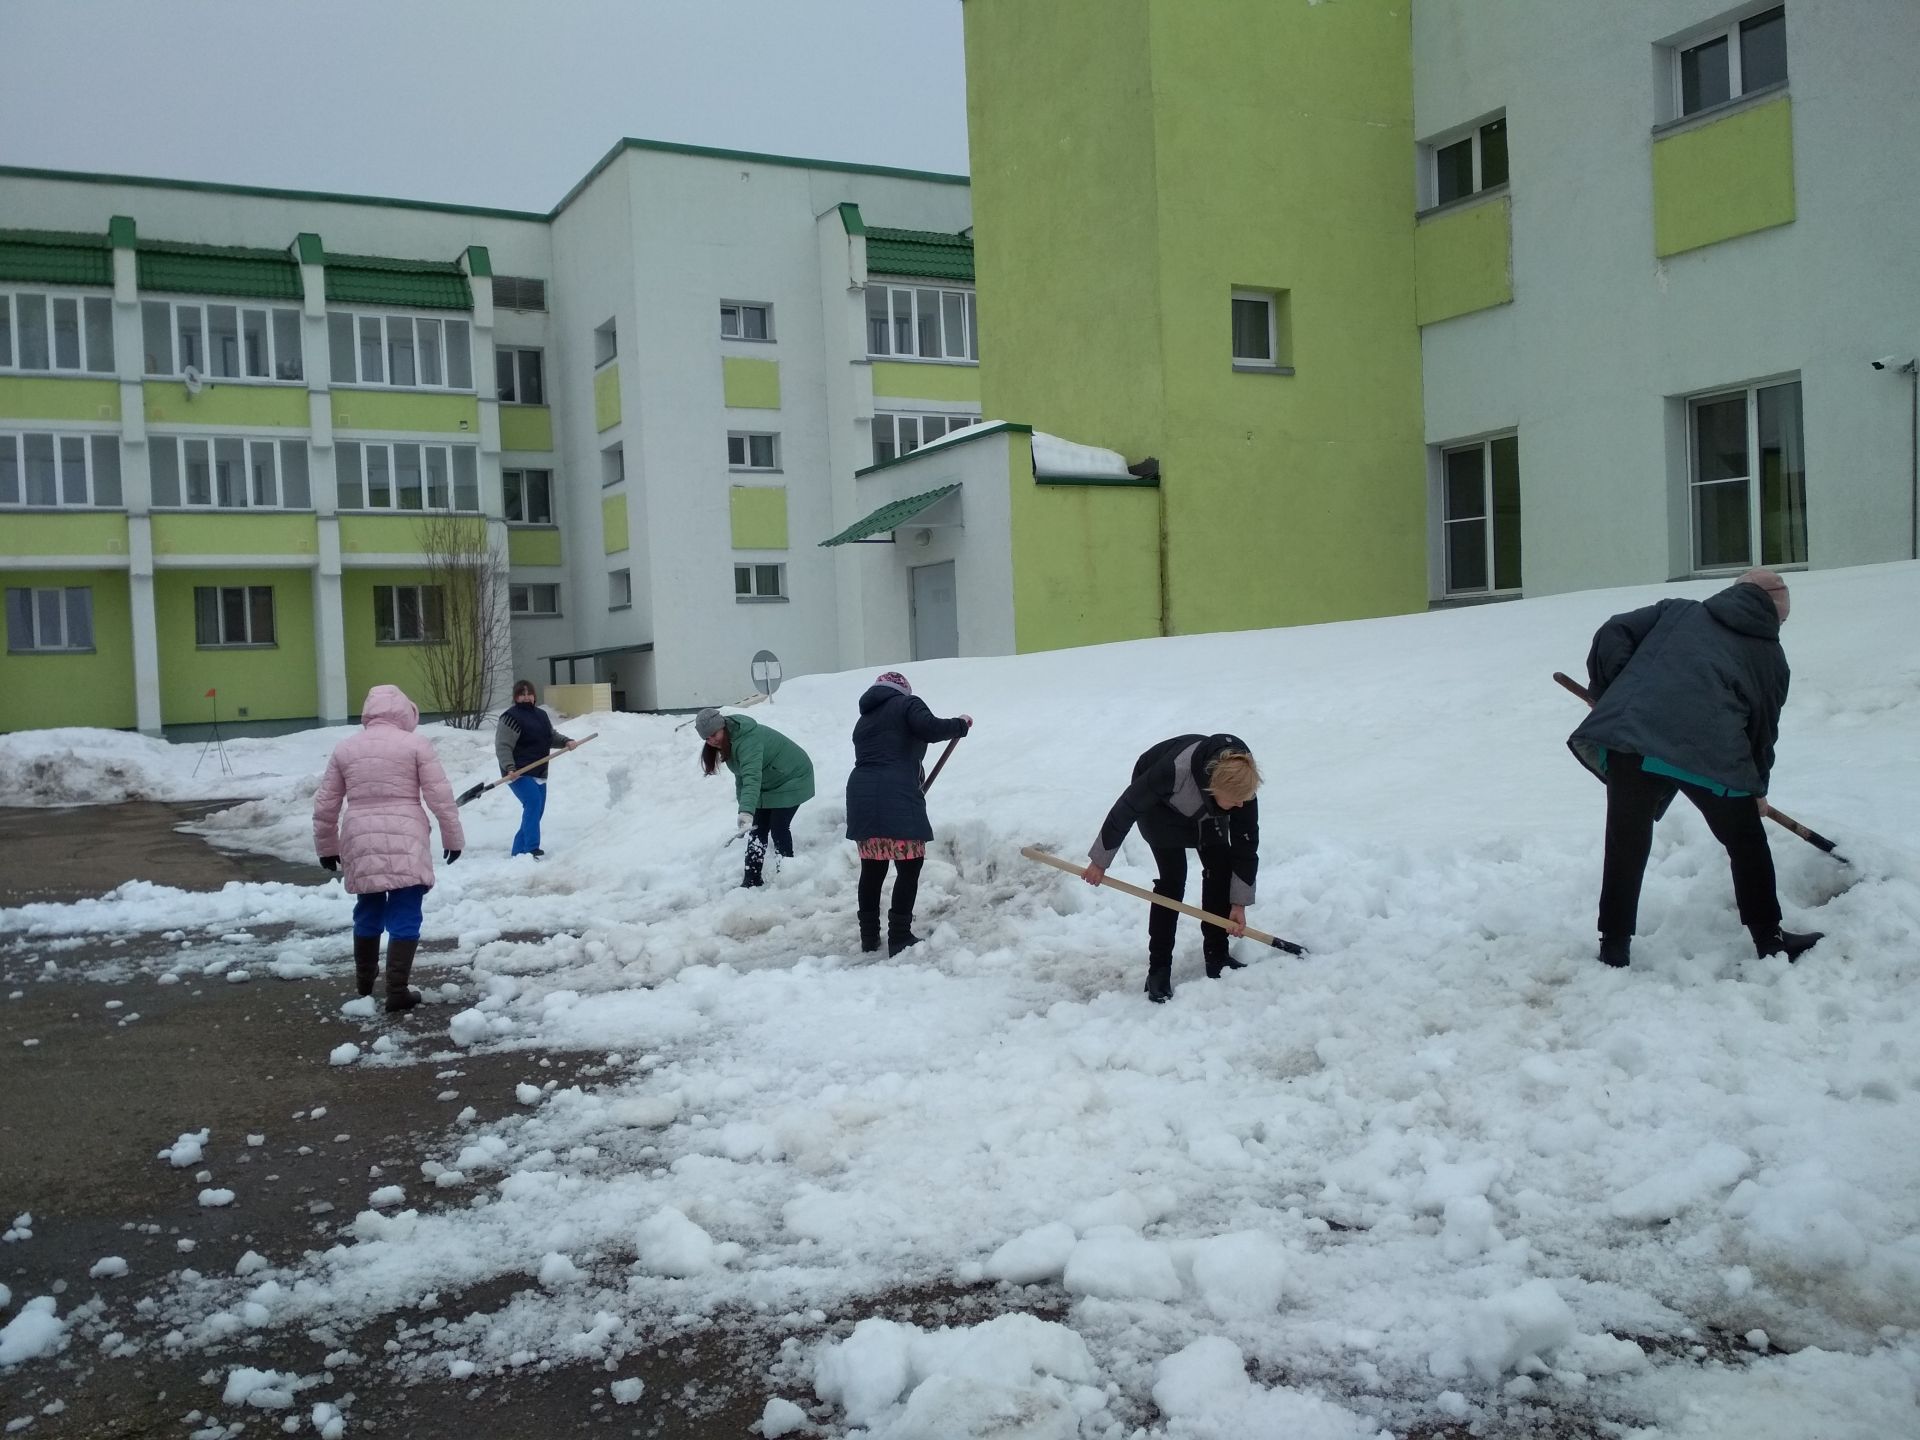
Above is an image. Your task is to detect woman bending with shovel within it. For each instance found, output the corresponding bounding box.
[1084,735,1261,1003]
[696,708,815,888]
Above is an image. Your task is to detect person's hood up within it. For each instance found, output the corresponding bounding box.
[1704,581,1782,642]
[360,684,419,731]
[859,684,909,715]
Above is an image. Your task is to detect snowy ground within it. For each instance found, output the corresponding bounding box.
[4,563,1919,1438]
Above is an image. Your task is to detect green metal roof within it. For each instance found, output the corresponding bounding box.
[137,239,300,300]
[0,228,111,286]
[866,226,973,282]
[324,252,472,310]
[819,483,961,547]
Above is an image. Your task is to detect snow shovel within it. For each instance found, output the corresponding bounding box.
[1552,671,1848,863]
[922,736,962,793]
[456,733,599,806]
[674,692,768,732]
[1021,845,1309,956]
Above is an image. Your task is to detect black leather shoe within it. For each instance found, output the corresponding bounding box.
[1598,936,1631,969]
[1204,953,1246,979]
[1145,959,1173,1003]
[1752,927,1823,962]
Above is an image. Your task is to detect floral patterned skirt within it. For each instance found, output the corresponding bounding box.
[857,837,926,862]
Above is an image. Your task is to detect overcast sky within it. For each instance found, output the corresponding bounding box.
[0,0,970,212]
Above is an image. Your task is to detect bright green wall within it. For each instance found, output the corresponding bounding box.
[0,377,120,423]
[728,486,789,549]
[154,568,317,724]
[594,364,622,431]
[146,382,306,429]
[508,527,562,566]
[330,389,480,434]
[151,513,318,556]
[721,357,781,410]
[340,566,440,716]
[499,404,554,451]
[2,512,130,557]
[602,494,629,553]
[335,515,482,555]
[1415,194,1513,325]
[1653,96,1796,258]
[870,361,981,404]
[0,568,136,731]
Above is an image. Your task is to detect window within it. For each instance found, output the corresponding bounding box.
[503,468,554,525]
[495,347,545,405]
[870,412,981,467]
[720,302,773,342]
[1429,116,1509,207]
[140,299,301,381]
[1440,435,1522,597]
[0,432,122,508]
[510,583,561,617]
[325,311,472,389]
[373,584,445,645]
[602,444,624,487]
[608,568,632,610]
[1688,378,1805,572]
[1,291,115,375]
[865,284,978,361]
[335,441,479,512]
[194,585,276,647]
[1674,6,1786,118]
[149,436,310,510]
[5,586,93,653]
[1231,289,1292,371]
[734,563,785,601]
[491,275,547,312]
[594,318,618,368]
[727,432,779,471]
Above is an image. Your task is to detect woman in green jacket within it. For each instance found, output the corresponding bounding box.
[695,708,816,887]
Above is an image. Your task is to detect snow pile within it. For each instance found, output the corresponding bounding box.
[0,1297,66,1366]
[221,1366,297,1408]
[328,1043,361,1067]
[158,1129,209,1168]
[87,1257,128,1280]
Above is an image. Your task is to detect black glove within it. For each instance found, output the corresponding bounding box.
[319,855,340,872]
[443,849,461,864]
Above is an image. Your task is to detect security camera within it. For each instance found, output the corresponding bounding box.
[1870,354,1914,371]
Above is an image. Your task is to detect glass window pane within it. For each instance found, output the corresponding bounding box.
[530,470,551,524]
[250,587,276,645]
[329,312,356,383]
[214,437,245,507]
[150,437,180,506]
[208,304,241,377]
[0,295,11,367]
[1681,34,1731,115]
[734,566,751,596]
[519,349,543,405]
[52,297,81,369]
[720,304,739,338]
[84,296,114,372]
[924,416,947,442]
[374,586,395,642]
[1443,447,1486,520]
[422,586,445,640]
[367,445,391,507]
[387,317,416,387]
[25,433,57,505]
[415,318,443,387]
[4,589,30,651]
[728,434,745,466]
[1479,118,1508,190]
[242,308,269,377]
[1232,298,1271,361]
[195,587,219,646]
[867,286,891,354]
[1693,394,1749,483]
[750,434,774,468]
[279,440,311,508]
[1446,519,1489,592]
[17,293,50,369]
[91,435,122,506]
[872,415,895,466]
[967,292,979,361]
[176,305,202,372]
[756,565,781,596]
[1740,7,1787,93]
[397,586,422,641]
[916,288,941,357]
[1694,479,1752,569]
[1757,381,1807,565]
[453,447,478,511]
[1489,435,1521,591]
[358,316,383,383]
[59,435,89,504]
[184,438,212,505]
[898,416,920,454]
[273,308,303,380]
[0,434,17,504]
[222,587,247,644]
[511,585,529,613]
[1435,137,1475,204]
[394,443,423,509]
[504,469,523,521]
[942,292,966,358]
[497,349,516,402]
[143,301,172,375]
[36,589,64,647]
[64,588,92,650]
[892,289,915,355]
[445,320,471,389]
[743,305,768,341]
[336,441,362,509]
[249,439,278,507]
[425,446,449,509]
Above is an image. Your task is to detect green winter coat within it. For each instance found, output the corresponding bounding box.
[725,715,816,813]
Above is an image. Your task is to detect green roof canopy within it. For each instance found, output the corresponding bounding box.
[0,229,112,287]
[866,226,973,283]
[325,251,472,310]
[819,484,960,547]
[137,240,300,300]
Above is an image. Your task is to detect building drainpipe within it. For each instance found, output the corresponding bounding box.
[1908,362,1919,562]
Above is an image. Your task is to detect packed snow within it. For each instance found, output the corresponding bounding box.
[3,563,1919,1436]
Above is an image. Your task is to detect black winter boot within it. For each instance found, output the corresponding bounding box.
[886,911,920,957]
[353,934,381,997]
[1203,947,1246,979]
[858,909,882,955]
[1751,926,1823,962]
[1144,958,1173,1004]
[384,938,423,1013]
[1598,936,1632,969]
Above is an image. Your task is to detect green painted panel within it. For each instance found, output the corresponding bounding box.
[3,512,129,557]
[870,361,981,404]
[721,357,781,410]
[1653,96,1795,258]
[728,486,789,550]
[602,494,629,554]
[340,566,442,716]
[151,513,318,556]
[499,404,553,452]
[146,381,306,429]
[508,527,562,567]
[0,569,136,731]
[339,515,422,555]
[1008,435,1162,652]
[154,568,317,724]
[331,389,480,434]
[0,376,120,422]
[1414,194,1513,326]
[594,365,622,432]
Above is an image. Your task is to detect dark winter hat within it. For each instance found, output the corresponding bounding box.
[874,671,912,696]
[694,707,726,739]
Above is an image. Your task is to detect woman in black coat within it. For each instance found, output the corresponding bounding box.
[844,671,972,956]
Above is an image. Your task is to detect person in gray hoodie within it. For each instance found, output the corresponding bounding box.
[1567,567,1821,968]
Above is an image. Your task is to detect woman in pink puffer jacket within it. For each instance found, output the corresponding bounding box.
[312,684,465,1013]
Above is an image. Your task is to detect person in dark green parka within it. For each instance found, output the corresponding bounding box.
[695,708,815,887]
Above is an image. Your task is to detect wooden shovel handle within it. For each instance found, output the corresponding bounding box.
[1021,845,1307,955]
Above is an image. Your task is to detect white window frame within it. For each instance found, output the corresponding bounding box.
[326,309,473,391]
[495,347,545,405]
[0,430,122,509]
[148,435,309,511]
[1438,433,1522,599]
[509,583,562,617]
[1422,114,1509,209]
[334,441,480,513]
[602,444,624,488]
[734,562,786,602]
[608,568,632,611]
[194,584,277,648]
[0,289,116,376]
[727,431,780,472]
[1686,377,1807,576]
[1230,290,1280,369]
[503,467,554,525]
[372,584,446,645]
[1668,5,1787,121]
[865,282,978,362]
[142,298,302,383]
[869,410,982,467]
[720,301,774,342]
[5,586,94,653]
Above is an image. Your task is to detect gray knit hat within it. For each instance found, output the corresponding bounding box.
[693,707,726,740]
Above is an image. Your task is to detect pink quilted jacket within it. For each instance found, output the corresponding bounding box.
[312,685,466,895]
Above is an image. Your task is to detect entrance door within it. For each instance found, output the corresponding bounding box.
[910,561,959,661]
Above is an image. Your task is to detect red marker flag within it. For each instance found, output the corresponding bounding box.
[205,688,217,698]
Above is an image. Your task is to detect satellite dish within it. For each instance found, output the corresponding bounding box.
[182,365,205,396]
[750,649,782,697]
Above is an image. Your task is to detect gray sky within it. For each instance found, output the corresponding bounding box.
[0,0,970,212]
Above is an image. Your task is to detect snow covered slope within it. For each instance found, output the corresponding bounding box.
[4,563,1918,1437]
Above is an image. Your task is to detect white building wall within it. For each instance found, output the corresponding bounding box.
[1413,0,1920,594]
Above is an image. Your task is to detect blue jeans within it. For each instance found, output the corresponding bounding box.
[352,885,427,941]
[509,775,547,855]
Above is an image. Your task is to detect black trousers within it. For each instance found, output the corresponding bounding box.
[1147,842,1233,961]
[858,856,924,921]
[1599,753,1780,939]
[743,805,798,885]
